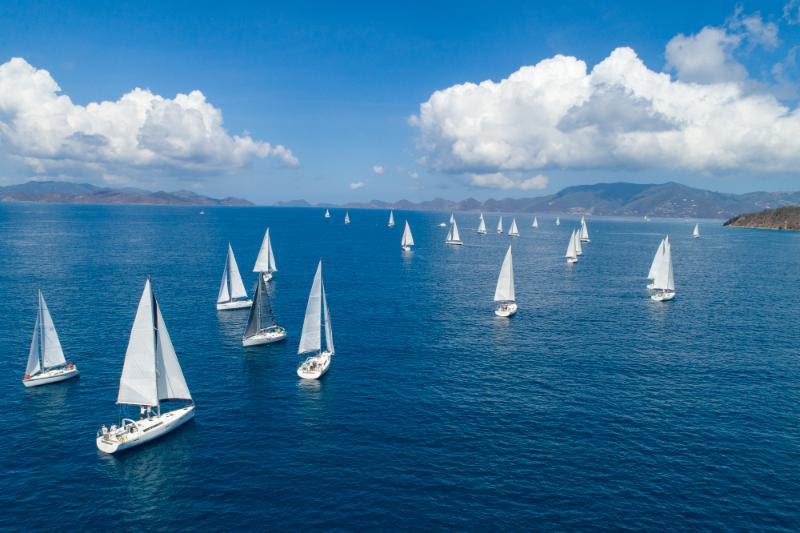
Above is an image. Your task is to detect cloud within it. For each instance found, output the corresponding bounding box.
[785,0,800,24]
[372,165,385,174]
[412,15,800,176]
[0,57,297,183]
[470,173,549,190]
[349,181,365,189]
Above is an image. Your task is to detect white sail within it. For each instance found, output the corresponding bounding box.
[39,291,66,369]
[401,221,414,247]
[155,303,192,401]
[253,228,277,273]
[509,218,519,236]
[647,238,666,280]
[26,310,42,377]
[322,278,334,355]
[532,217,538,228]
[324,209,331,218]
[652,241,675,291]
[117,280,159,407]
[565,231,577,259]
[217,260,230,303]
[497,216,503,233]
[449,212,455,224]
[388,211,395,227]
[580,218,589,241]
[226,245,247,299]
[556,217,560,226]
[693,224,700,237]
[478,214,487,234]
[344,212,350,224]
[575,230,583,255]
[298,262,323,354]
[447,218,462,242]
[494,246,515,302]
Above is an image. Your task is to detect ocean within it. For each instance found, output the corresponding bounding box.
[0,203,798,530]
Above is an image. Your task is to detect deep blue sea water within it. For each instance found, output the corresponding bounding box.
[0,203,798,530]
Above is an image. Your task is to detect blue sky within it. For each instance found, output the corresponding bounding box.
[0,0,799,203]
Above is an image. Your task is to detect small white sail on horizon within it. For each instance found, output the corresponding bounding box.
[253,228,277,282]
[388,210,395,227]
[324,209,331,219]
[693,224,700,238]
[565,230,578,263]
[445,217,463,245]
[344,211,351,224]
[580,217,590,242]
[401,221,415,251]
[477,213,487,234]
[509,218,520,237]
[23,290,78,387]
[497,216,504,234]
[449,212,455,224]
[494,246,517,317]
[556,217,560,226]
[297,261,335,379]
[217,244,251,310]
[532,217,539,228]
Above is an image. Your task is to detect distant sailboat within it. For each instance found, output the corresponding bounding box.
[344,211,351,224]
[22,290,78,387]
[532,217,539,228]
[388,210,396,228]
[445,218,463,245]
[497,216,504,234]
[580,216,590,242]
[449,212,455,224]
[693,224,700,238]
[508,218,520,237]
[253,227,277,282]
[556,217,560,226]
[242,275,287,346]
[647,237,668,290]
[650,239,676,301]
[494,246,517,317]
[565,231,578,264]
[96,278,194,454]
[217,244,252,310]
[477,213,487,234]
[574,229,583,256]
[324,209,331,219]
[297,261,335,380]
[644,215,650,222]
[401,221,415,251]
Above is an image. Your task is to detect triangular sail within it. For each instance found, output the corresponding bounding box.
[449,212,455,224]
[322,278,334,354]
[647,238,666,279]
[580,218,589,240]
[226,245,248,299]
[449,219,462,242]
[155,302,192,401]
[344,212,350,224]
[565,231,577,259]
[26,311,42,377]
[653,241,675,291]
[401,221,414,247]
[575,231,583,255]
[497,216,503,233]
[478,214,487,233]
[509,218,519,236]
[388,211,395,227]
[494,246,515,302]
[253,228,277,273]
[298,262,323,355]
[693,224,700,237]
[244,277,264,339]
[39,292,66,369]
[324,209,330,218]
[117,280,159,407]
[217,261,230,303]
[556,217,560,226]
[533,217,538,228]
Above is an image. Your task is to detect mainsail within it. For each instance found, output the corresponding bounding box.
[652,241,675,291]
[556,217,560,226]
[388,211,395,227]
[478,213,487,234]
[446,218,462,243]
[509,218,519,236]
[497,216,504,233]
[298,261,334,355]
[565,231,577,260]
[574,230,583,255]
[693,224,700,237]
[253,228,277,273]
[494,246,515,302]
[244,276,276,339]
[218,244,248,303]
[532,217,538,228]
[26,291,66,376]
[648,237,668,280]
[401,221,414,247]
[580,218,590,241]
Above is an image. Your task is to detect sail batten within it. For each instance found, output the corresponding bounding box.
[494,246,515,302]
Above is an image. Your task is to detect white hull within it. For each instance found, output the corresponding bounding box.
[23,365,79,387]
[494,302,518,317]
[445,240,463,246]
[650,291,676,302]
[439,223,447,227]
[509,233,519,237]
[243,326,287,346]
[567,257,578,264]
[97,405,194,454]
[297,351,331,380]
[216,299,253,311]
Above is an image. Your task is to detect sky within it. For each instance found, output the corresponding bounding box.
[1,0,800,203]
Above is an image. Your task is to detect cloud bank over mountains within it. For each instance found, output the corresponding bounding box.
[0,58,297,184]
[412,9,800,188]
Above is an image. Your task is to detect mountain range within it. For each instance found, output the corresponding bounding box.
[280,182,800,219]
[0,180,253,206]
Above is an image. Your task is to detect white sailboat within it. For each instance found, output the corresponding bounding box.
[242,275,287,346]
[344,211,351,224]
[556,217,560,226]
[388,210,396,228]
[580,216,590,242]
[445,218,463,245]
[22,290,78,387]
[647,237,668,290]
[693,224,700,238]
[401,221,415,251]
[449,212,455,224]
[650,240,676,301]
[497,216,504,234]
[324,209,331,219]
[508,218,520,237]
[253,228,277,282]
[217,244,252,310]
[565,231,578,264]
[477,213,487,234]
[532,217,539,228]
[574,229,583,256]
[96,279,194,454]
[494,246,517,317]
[297,261,335,380]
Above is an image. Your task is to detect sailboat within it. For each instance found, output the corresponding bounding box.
[477,213,487,234]
[556,217,560,226]
[497,216,504,234]
[22,290,78,387]
[217,244,252,310]
[388,210,396,228]
[401,221,415,251]
[580,216,590,242]
[96,279,194,454]
[494,246,517,317]
[693,224,700,238]
[242,275,287,346]
[344,211,351,225]
[532,217,539,228]
[297,261,335,380]
[565,231,578,264]
[449,212,455,224]
[508,218,520,237]
[650,240,676,301]
[445,218,463,245]
[647,237,668,290]
[253,227,277,282]
[574,229,583,255]
[324,209,331,219]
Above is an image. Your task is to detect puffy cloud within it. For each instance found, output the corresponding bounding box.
[665,27,746,83]
[0,57,297,182]
[470,173,549,191]
[412,35,800,175]
[372,165,385,174]
[727,10,779,49]
[349,181,365,189]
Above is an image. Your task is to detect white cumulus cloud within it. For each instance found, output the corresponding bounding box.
[372,165,385,174]
[470,173,549,190]
[349,181,365,189]
[0,57,297,183]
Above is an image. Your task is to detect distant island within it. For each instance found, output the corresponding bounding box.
[280,182,800,219]
[0,180,253,206]
[723,206,800,231]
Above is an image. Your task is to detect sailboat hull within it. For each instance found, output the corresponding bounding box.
[445,240,463,246]
[650,291,676,302]
[297,351,332,380]
[243,326,287,346]
[96,405,195,454]
[402,245,413,252]
[261,272,273,282]
[509,233,519,237]
[22,365,79,387]
[494,303,518,317]
[567,257,578,264]
[216,299,253,311]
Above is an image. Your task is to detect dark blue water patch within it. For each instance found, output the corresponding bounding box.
[0,204,798,530]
